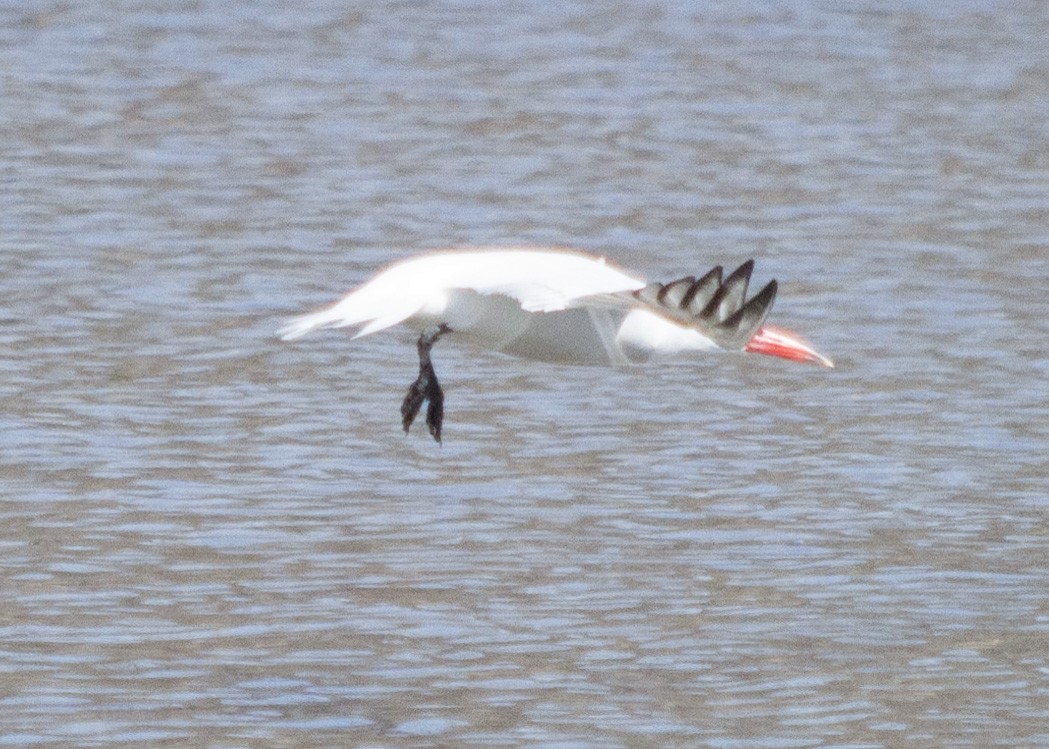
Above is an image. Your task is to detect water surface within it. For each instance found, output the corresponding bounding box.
[2,1,1047,746]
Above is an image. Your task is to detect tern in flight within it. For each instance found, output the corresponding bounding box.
[279,247,832,442]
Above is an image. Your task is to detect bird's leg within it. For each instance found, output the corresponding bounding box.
[401,324,451,442]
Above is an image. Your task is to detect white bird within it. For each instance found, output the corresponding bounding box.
[279,247,832,441]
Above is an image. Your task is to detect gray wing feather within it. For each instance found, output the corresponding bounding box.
[701,259,752,322]
[683,267,723,315]
[658,277,695,308]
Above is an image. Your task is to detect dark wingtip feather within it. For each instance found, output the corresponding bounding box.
[657,277,695,308]
[700,260,754,322]
[719,279,777,349]
[684,266,722,314]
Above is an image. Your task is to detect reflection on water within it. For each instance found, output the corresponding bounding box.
[2,0,1048,746]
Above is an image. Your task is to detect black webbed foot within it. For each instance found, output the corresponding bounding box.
[401,367,444,441]
[401,324,450,442]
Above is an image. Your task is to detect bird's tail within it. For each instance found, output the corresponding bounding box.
[276,306,349,340]
[278,285,421,341]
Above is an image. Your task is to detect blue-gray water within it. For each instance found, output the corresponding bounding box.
[2,1,1047,746]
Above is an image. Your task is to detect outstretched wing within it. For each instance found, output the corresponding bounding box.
[278,248,646,341]
[632,259,776,351]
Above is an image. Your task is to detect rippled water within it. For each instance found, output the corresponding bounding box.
[2,1,1048,746]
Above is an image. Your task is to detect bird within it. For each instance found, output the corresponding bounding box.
[278,247,833,442]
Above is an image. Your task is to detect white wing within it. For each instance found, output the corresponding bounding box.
[277,247,646,341]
